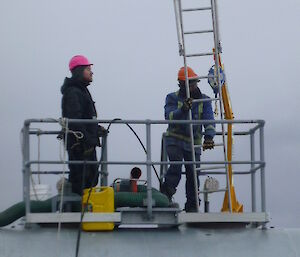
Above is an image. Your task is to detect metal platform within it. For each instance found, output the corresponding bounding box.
[117,207,180,226]
[26,208,180,227]
[26,212,121,223]
[179,212,270,225]
[25,210,269,228]
[21,118,268,232]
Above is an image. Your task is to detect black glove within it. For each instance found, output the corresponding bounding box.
[97,125,108,137]
[182,98,193,112]
[203,138,214,151]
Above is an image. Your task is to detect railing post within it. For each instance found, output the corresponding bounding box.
[22,122,31,223]
[146,121,153,219]
[100,135,108,186]
[259,125,266,213]
[250,132,256,212]
[160,133,168,191]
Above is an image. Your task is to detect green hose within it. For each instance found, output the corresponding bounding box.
[0,187,169,227]
[0,198,53,227]
[115,190,169,208]
[0,196,82,227]
[113,184,170,208]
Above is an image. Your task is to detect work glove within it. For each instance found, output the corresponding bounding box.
[202,138,214,151]
[182,98,193,112]
[97,125,108,137]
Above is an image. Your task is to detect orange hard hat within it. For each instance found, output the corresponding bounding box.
[178,66,198,81]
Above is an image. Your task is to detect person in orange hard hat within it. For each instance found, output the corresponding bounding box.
[161,66,216,212]
[177,66,198,81]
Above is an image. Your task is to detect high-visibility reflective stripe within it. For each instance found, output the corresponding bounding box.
[166,131,202,142]
[198,102,203,119]
[166,131,191,142]
[193,102,204,143]
[166,95,207,145]
[206,124,216,131]
[194,136,202,145]
[178,101,183,109]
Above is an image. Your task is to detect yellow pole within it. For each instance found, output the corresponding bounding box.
[217,60,243,213]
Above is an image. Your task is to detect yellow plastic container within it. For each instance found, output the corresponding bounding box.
[82,186,114,231]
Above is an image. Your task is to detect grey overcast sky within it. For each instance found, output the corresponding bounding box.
[0,0,299,228]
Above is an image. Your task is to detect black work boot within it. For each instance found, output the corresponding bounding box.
[184,200,201,213]
[160,183,179,208]
[160,183,175,201]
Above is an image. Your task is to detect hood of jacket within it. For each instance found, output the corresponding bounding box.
[61,77,87,95]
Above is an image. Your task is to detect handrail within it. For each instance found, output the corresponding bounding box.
[24,118,265,125]
[26,160,265,166]
[22,118,266,221]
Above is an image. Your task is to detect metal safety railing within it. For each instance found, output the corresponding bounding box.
[160,120,266,214]
[22,118,266,223]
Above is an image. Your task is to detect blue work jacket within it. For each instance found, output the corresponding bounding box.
[164,90,216,152]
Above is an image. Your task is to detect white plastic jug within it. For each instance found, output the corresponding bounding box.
[30,184,52,201]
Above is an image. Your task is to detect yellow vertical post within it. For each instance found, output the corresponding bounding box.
[218,61,243,213]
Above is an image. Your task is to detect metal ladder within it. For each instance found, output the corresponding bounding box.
[173,0,233,212]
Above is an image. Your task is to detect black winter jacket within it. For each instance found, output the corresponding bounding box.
[61,77,100,150]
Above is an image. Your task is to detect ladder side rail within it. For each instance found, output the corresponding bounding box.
[173,0,184,56]
[178,0,200,212]
[211,0,232,212]
[213,0,222,52]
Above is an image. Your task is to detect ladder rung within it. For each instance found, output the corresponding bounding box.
[192,98,219,103]
[194,143,224,148]
[196,166,226,171]
[213,143,224,147]
[199,188,227,194]
[191,75,217,80]
[186,52,214,57]
[184,29,213,35]
[194,145,202,148]
[182,7,212,12]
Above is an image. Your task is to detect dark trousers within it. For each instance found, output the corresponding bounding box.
[165,144,200,205]
[68,147,99,195]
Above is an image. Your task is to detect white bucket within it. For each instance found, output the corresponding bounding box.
[30,184,52,201]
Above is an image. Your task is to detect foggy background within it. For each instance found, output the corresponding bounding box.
[0,0,299,228]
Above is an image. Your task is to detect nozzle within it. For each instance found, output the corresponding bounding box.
[130,167,142,193]
[130,167,142,179]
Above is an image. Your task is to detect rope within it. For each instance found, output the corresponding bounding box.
[20,128,43,199]
[58,118,84,140]
[75,119,118,257]
[30,168,39,201]
[56,118,69,256]
[74,118,160,257]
